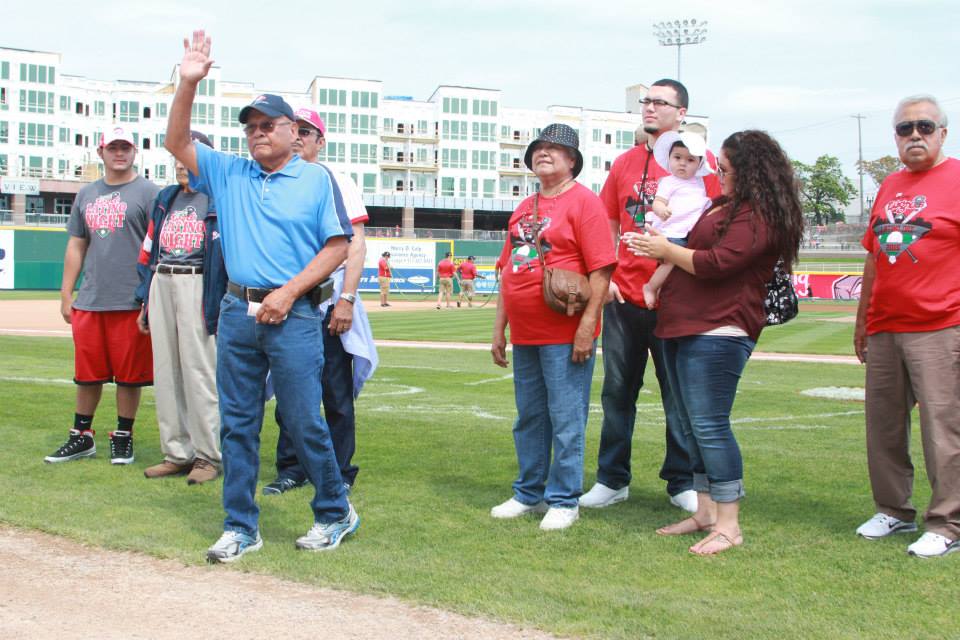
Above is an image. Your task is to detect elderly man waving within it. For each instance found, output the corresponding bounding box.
[165,30,358,563]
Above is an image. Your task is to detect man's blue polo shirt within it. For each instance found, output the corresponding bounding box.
[190,143,352,288]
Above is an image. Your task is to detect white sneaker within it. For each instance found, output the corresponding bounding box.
[578,483,628,508]
[669,489,698,513]
[540,506,579,531]
[490,497,548,519]
[855,512,918,540]
[907,532,959,558]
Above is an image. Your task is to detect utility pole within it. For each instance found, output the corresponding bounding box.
[852,114,866,224]
[653,19,708,80]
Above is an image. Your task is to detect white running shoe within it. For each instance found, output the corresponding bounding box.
[578,483,628,508]
[907,532,959,558]
[490,497,547,519]
[540,506,579,531]
[855,512,918,540]
[669,489,698,513]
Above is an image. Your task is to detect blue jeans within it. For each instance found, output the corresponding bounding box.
[217,293,348,536]
[661,335,754,503]
[596,300,693,495]
[275,305,358,485]
[510,343,596,508]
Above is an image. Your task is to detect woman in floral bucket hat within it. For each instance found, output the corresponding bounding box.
[490,124,617,530]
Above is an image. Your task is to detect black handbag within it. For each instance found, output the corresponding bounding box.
[764,258,798,325]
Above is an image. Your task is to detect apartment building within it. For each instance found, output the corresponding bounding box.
[0,46,710,230]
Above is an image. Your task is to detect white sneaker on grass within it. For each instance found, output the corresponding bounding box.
[907,532,959,558]
[855,512,917,540]
[490,498,547,519]
[206,530,263,563]
[669,489,698,513]
[540,506,579,531]
[296,503,360,551]
[578,483,628,508]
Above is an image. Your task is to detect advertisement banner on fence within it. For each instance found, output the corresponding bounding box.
[361,239,436,292]
[793,272,862,300]
[472,266,499,294]
[0,230,14,289]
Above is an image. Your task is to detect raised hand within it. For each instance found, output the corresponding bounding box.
[180,30,214,83]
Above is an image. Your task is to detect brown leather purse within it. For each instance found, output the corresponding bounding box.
[531,194,591,317]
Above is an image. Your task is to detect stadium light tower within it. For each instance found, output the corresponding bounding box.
[653,19,708,80]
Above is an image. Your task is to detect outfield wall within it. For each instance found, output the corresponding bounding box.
[0,228,861,300]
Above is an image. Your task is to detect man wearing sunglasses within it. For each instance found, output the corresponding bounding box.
[580,79,720,514]
[854,94,960,559]
[262,108,377,498]
[165,30,359,562]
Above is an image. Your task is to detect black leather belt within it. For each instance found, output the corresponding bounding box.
[228,281,276,303]
[227,279,334,306]
[157,264,203,275]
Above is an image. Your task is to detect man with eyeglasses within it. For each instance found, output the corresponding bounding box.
[854,94,960,559]
[165,30,359,562]
[261,108,377,498]
[580,79,720,513]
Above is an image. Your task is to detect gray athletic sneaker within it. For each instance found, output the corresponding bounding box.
[296,503,360,552]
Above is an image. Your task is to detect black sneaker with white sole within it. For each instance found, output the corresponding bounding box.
[44,429,96,463]
[262,477,309,495]
[109,430,134,465]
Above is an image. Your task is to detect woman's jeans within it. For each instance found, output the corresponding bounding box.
[511,343,596,508]
[661,335,754,503]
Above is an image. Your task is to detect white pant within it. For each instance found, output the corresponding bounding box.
[149,272,220,465]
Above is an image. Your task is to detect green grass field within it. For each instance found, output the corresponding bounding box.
[0,301,951,639]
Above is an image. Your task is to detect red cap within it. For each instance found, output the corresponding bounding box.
[294,108,326,137]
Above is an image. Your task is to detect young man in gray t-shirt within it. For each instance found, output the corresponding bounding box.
[45,126,160,466]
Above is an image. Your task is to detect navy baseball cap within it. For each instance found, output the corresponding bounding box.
[239,94,295,124]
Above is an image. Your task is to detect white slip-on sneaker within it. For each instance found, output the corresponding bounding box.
[669,489,698,513]
[540,506,579,531]
[490,497,548,519]
[907,532,959,558]
[856,512,918,540]
[578,483,628,508]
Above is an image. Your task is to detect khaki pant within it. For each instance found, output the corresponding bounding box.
[865,326,960,539]
[149,273,221,466]
[459,279,475,305]
[378,276,391,295]
[439,277,453,295]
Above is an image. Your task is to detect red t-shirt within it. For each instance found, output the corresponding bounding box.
[378,258,391,277]
[861,158,960,334]
[600,143,721,306]
[437,259,456,278]
[498,184,617,345]
[655,203,777,343]
[458,261,478,279]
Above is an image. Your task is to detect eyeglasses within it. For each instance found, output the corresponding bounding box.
[297,127,322,139]
[895,119,939,137]
[717,166,734,180]
[242,119,291,136]
[640,98,681,109]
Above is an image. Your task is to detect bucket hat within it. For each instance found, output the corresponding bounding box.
[524,123,584,178]
[653,130,714,177]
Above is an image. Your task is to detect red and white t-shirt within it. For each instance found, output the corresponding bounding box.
[498,184,617,345]
[437,259,456,278]
[600,144,721,306]
[861,157,960,334]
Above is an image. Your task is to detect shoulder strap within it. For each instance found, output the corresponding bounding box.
[531,194,547,272]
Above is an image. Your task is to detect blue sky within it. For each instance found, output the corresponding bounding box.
[4,0,957,192]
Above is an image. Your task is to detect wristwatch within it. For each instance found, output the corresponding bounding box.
[340,292,357,304]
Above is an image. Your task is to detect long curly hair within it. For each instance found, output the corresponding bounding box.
[713,130,804,268]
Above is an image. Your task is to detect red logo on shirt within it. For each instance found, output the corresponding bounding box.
[158,207,204,256]
[84,192,128,239]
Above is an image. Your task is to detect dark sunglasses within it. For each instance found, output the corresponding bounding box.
[297,127,322,139]
[895,119,939,137]
[242,119,290,136]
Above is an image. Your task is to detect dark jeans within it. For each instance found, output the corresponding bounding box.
[275,305,358,485]
[217,293,348,535]
[596,299,693,496]
[661,335,753,503]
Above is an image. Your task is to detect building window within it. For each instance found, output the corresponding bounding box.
[60,95,71,111]
[19,90,54,114]
[440,177,455,196]
[350,114,377,135]
[362,173,376,194]
[197,79,216,96]
[143,106,151,119]
[350,143,376,164]
[605,133,612,144]
[54,196,72,215]
[59,127,69,143]
[605,160,612,171]
[592,156,601,170]
[20,64,55,84]
[94,101,105,117]
[157,103,168,118]
[0,154,7,176]
[441,149,467,169]
[155,164,167,180]
[19,122,54,146]
[320,141,345,163]
[471,150,495,171]
[317,88,347,106]
[0,62,8,80]
[471,99,498,117]
[191,102,214,125]
[0,121,7,144]
[118,101,140,122]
